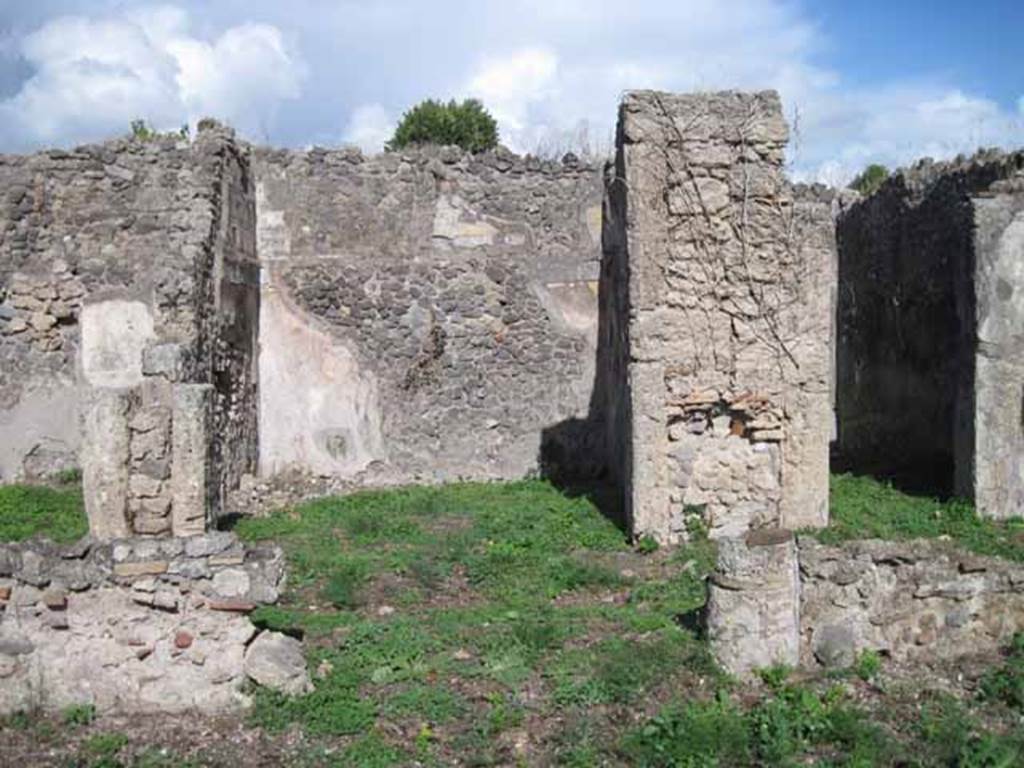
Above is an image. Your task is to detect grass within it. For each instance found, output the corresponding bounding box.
[0,482,87,543]
[232,477,1024,765]
[821,473,1024,561]
[8,474,1024,764]
[622,681,1024,768]
[236,479,717,763]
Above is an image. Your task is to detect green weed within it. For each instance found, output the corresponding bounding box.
[0,483,87,543]
[853,649,882,682]
[79,732,129,768]
[821,474,1024,561]
[979,633,1024,711]
[61,703,96,727]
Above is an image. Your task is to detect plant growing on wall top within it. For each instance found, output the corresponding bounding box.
[129,119,190,142]
[848,163,890,196]
[386,99,499,153]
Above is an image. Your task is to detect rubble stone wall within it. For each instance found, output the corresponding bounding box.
[0,126,260,533]
[611,90,832,543]
[0,532,292,713]
[707,533,1024,677]
[800,537,1024,667]
[836,151,1024,511]
[253,146,604,485]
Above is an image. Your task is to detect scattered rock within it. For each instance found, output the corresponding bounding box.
[243,631,312,696]
[174,631,193,649]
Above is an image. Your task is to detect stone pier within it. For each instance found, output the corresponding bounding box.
[603,90,832,543]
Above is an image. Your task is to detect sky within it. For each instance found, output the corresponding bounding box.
[0,0,1020,183]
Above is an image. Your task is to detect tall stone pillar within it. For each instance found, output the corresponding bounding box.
[706,529,801,676]
[611,90,831,542]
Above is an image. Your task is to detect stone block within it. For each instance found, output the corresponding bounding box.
[81,389,133,539]
[142,343,184,380]
[211,568,251,598]
[171,384,213,536]
[244,631,312,695]
[113,561,169,577]
[80,300,155,389]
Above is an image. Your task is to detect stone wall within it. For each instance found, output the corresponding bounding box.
[800,537,1024,667]
[253,146,604,485]
[836,150,1024,511]
[0,532,309,713]
[706,532,1024,677]
[609,90,832,543]
[0,124,260,534]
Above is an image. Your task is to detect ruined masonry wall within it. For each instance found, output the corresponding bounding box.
[253,146,604,485]
[800,537,1024,667]
[0,127,260,534]
[613,91,832,542]
[0,533,296,713]
[836,150,1024,512]
[707,533,1024,677]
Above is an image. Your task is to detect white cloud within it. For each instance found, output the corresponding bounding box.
[790,86,1024,183]
[464,48,558,151]
[0,4,303,150]
[1,1,1019,182]
[439,2,1021,181]
[342,103,394,153]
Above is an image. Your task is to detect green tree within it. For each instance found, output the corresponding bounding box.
[387,99,498,153]
[849,163,890,196]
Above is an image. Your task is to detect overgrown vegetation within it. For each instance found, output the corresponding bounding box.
[980,633,1024,711]
[822,473,1024,561]
[129,119,189,142]
[0,482,86,543]
[623,681,1024,767]
[386,98,498,153]
[849,162,890,196]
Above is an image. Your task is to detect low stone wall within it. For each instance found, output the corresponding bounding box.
[707,532,1024,677]
[800,537,1024,667]
[0,532,308,714]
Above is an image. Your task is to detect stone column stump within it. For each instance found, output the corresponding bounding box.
[706,528,800,676]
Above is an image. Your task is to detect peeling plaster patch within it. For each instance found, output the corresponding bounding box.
[258,281,383,477]
[80,300,156,389]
